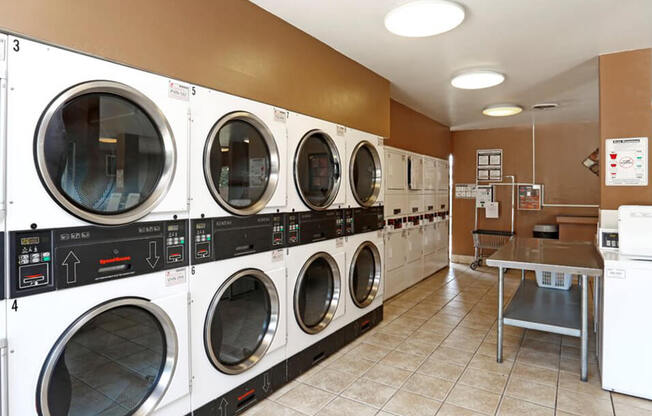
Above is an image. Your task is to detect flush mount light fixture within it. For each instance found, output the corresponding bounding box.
[384,0,465,37]
[482,104,523,117]
[451,70,505,90]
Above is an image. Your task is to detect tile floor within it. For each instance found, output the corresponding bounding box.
[244,263,652,416]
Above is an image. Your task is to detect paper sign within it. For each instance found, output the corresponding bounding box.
[455,184,476,199]
[605,137,648,186]
[606,268,626,279]
[485,202,499,218]
[518,184,542,210]
[165,268,187,286]
[476,185,493,208]
[168,81,190,101]
[477,149,503,182]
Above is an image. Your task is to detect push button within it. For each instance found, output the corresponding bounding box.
[19,254,29,265]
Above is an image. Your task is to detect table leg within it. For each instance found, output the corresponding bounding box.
[581,274,588,381]
[521,269,525,280]
[497,266,504,363]
[594,276,599,333]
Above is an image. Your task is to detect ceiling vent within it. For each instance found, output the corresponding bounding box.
[532,103,559,111]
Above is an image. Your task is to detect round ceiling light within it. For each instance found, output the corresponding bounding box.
[482,104,523,117]
[451,70,505,90]
[384,0,465,37]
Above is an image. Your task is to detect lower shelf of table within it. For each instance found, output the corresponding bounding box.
[503,279,581,337]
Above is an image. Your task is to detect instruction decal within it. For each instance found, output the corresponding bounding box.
[477,149,503,182]
[518,184,542,210]
[605,137,648,186]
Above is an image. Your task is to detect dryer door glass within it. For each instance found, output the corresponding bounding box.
[350,243,381,308]
[206,270,279,374]
[295,131,340,210]
[351,143,381,207]
[206,112,279,216]
[295,254,340,334]
[40,302,175,416]
[37,82,175,225]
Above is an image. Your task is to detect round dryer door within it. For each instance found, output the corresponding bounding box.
[294,252,341,334]
[294,130,341,210]
[204,112,280,216]
[38,298,177,416]
[205,269,279,375]
[350,141,381,207]
[350,241,382,308]
[35,81,176,225]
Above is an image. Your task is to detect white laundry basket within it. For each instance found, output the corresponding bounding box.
[535,270,573,290]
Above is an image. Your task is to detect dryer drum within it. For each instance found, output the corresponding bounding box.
[205,269,279,375]
[350,141,382,207]
[350,241,381,308]
[204,111,280,216]
[37,298,178,416]
[294,252,341,334]
[35,81,177,226]
[294,130,341,210]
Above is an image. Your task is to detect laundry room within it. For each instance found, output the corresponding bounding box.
[0,1,651,416]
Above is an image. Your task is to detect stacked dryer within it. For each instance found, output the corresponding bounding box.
[4,35,191,416]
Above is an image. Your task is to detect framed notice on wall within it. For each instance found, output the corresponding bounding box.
[605,137,648,186]
[518,184,542,210]
[477,149,503,182]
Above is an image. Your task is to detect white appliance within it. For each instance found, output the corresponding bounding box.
[5,35,189,230]
[189,86,287,219]
[345,128,384,209]
[436,159,450,213]
[384,227,407,299]
[407,153,424,191]
[0,35,7,414]
[345,230,384,322]
[286,112,346,212]
[600,250,652,400]
[285,238,347,358]
[384,146,408,218]
[405,223,425,287]
[617,205,652,259]
[189,250,287,413]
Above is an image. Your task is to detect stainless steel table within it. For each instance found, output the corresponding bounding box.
[486,237,603,381]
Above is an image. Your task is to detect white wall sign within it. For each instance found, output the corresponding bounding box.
[477,149,503,182]
[476,185,493,208]
[454,184,476,199]
[605,137,648,186]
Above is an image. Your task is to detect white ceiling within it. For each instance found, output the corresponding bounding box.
[250,0,652,130]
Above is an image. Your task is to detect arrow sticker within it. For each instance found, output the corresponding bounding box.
[146,241,160,269]
[262,373,271,393]
[62,251,80,284]
[218,397,228,416]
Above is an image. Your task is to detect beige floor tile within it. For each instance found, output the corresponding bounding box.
[402,373,454,401]
[556,388,614,416]
[410,329,448,345]
[612,393,652,412]
[557,367,609,399]
[396,339,438,357]
[383,390,442,416]
[315,397,377,416]
[484,332,523,347]
[468,353,514,376]
[347,342,393,362]
[327,353,375,376]
[380,350,425,371]
[561,345,597,363]
[341,378,397,409]
[511,362,558,386]
[268,380,301,402]
[559,357,599,375]
[441,334,483,353]
[613,403,652,416]
[436,403,485,415]
[302,368,358,394]
[516,349,560,371]
[243,400,305,416]
[521,339,562,355]
[363,363,413,388]
[382,322,418,338]
[476,342,518,361]
[446,384,501,415]
[277,383,336,415]
[416,357,466,381]
[458,367,508,394]
[430,346,475,366]
[505,376,556,408]
[365,331,407,349]
[497,396,554,416]
[524,330,562,345]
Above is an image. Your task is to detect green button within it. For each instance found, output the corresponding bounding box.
[43,256,51,262]
[207,235,211,240]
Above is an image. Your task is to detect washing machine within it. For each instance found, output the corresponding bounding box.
[384,221,407,299]
[189,248,287,416]
[5,35,189,232]
[286,112,346,212]
[345,128,384,210]
[189,85,287,221]
[345,229,384,324]
[6,220,191,416]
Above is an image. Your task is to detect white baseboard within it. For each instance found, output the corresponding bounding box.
[451,254,474,264]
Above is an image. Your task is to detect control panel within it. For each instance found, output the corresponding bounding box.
[348,206,384,235]
[9,220,188,298]
[407,215,421,226]
[287,210,343,247]
[386,217,404,230]
[191,220,213,261]
[343,209,354,235]
[423,213,435,223]
[600,229,619,250]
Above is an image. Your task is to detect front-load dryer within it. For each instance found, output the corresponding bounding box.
[345,128,384,209]
[189,86,287,220]
[5,35,189,231]
[6,220,191,416]
[189,249,287,415]
[345,230,384,324]
[286,112,346,212]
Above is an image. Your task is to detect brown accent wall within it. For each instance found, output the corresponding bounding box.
[599,48,652,209]
[0,0,390,136]
[388,99,451,158]
[452,122,600,256]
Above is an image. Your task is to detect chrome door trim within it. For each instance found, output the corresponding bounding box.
[349,140,382,207]
[34,81,177,225]
[205,268,279,375]
[294,252,341,334]
[0,339,6,416]
[38,297,178,416]
[293,129,341,211]
[349,241,382,308]
[204,111,280,216]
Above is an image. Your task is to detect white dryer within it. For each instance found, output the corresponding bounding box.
[5,36,188,231]
[189,250,287,415]
[345,230,384,323]
[345,128,384,209]
[286,112,346,212]
[6,221,191,416]
[189,86,287,219]
[384,226,407,299]
[384,146,408,219]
